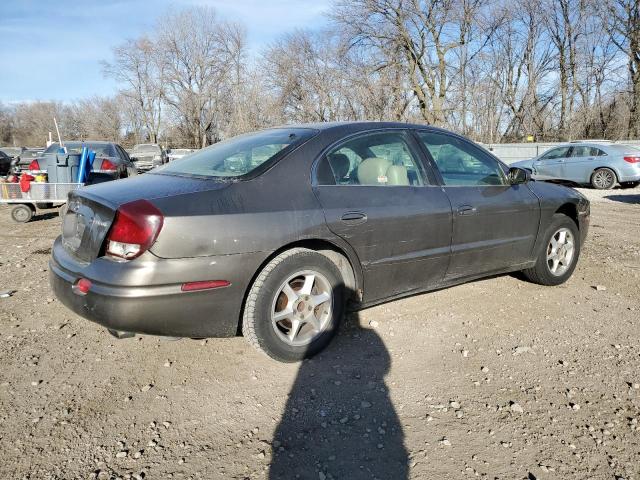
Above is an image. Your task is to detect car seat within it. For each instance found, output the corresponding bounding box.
[357,157,392,185]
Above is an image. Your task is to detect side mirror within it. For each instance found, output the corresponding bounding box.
[508,167,530,185]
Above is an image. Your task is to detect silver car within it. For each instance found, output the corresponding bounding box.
[511,142,640,189]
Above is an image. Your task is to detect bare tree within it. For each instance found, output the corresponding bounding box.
[602,0,640,138]
[158,7,246,147]
[103,37,164,143]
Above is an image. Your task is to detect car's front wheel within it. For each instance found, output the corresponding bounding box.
[242,248,345,362]
[522,214,580,286]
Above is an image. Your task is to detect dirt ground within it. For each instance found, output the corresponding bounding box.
[0,186,639,480]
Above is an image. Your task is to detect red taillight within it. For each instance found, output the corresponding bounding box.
[623,156,640,164]
[101,159,117,171]
[28,159,40,171]
[105,200,164,260]
[181,280,231,292]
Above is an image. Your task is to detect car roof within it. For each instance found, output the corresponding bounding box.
[50,141,114,145]
[272,120,441,133]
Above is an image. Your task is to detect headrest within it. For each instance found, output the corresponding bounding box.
[357,157,392,185]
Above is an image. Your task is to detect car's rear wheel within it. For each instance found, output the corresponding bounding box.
[242,248,345,362]
[591,168,616,189]
[522,214,580,286]
[620,181,640,189]
[11,204,34,223]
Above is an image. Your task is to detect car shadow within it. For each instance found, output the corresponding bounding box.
[33,211,60,221]
[604,194,640,205]
[269,309,408,480]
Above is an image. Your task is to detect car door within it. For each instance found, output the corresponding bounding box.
[532,146,571,180]
[313,130,453,302]
[564,145,604,184]
[415,129,540,281]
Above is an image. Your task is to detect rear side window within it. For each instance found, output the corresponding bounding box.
[319,131,425,186]
[158,128,316,178]
[570,146,606,157]
[417,131,507,186]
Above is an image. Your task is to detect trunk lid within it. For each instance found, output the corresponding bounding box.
[61,173,230,262]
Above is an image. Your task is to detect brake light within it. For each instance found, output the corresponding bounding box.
[105,200,164,260]
[623,156,640,164]
[101,159,117,171]
[28,159,40,171]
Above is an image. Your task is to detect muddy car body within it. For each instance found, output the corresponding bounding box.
[50,122,590,361]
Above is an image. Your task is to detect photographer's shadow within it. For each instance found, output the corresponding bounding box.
[269,312,408,480]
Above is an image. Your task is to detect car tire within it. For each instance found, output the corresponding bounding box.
[522,213,580,286]
[590,168,616,189]
[242,248,345,362]
[11,204,35,223]
[620,181,640,189]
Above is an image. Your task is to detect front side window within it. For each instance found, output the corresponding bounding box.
[540,147,571,160]
[319,131,425,186]
[417,131,507,186]
[157,128,316,178]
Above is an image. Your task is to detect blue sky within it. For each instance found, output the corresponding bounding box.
[0,0,332,103]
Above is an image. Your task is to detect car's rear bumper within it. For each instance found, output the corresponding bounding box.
[618,172,640,183]
[49,238,268,338]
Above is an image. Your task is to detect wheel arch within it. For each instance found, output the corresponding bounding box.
[555,202,579,228]
[591,165,620,182]
[236,238,363,334]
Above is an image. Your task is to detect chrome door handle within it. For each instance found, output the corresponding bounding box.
[341,212,367,224]
[457,205,477,216]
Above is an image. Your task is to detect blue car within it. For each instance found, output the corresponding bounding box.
[511,142,640,189]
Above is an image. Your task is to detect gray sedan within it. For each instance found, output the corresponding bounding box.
[50,122,590,362]
[511,142,640,189]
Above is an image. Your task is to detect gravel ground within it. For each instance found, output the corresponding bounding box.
[0,186,639,480]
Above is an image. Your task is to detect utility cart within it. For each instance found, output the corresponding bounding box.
[0,182,83,223]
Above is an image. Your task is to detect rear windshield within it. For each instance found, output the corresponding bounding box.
[44,143,116,157]
[133,145,161,153]
[156,128,316,178]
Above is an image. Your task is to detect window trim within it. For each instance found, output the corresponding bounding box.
[539,146,573,161]
[154,127,320,182]
[412,128,510,188]
[311,128,436,188]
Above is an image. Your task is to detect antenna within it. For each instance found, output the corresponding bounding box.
[53,117,64,147]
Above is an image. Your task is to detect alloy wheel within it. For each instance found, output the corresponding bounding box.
[271,270,333,346]
[546,227,575,276]
[592,169,614,189]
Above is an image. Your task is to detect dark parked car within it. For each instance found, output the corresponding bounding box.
[0,147,46,171]
[50,122,590,362]
[130,144,168,172]
[0,146,26,160]
[0,150,14,176]
[15,147,46,170]
[37,141,137,180]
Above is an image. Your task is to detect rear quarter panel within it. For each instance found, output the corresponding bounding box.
[148,133,338,259]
